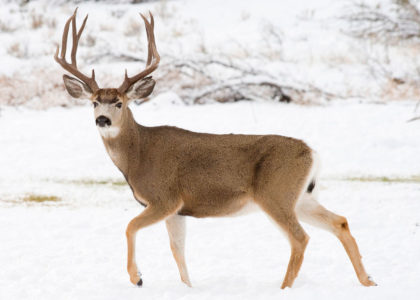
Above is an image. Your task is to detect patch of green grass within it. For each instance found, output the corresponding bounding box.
[345,175,420,184]
[22,194,61,203]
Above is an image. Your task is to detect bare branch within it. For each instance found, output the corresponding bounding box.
[341,0,420,43]
[407,115,420,122]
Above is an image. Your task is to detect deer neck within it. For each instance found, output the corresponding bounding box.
[100,108,143,176]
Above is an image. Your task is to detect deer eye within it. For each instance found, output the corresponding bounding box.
[93,102,99,108]
[116,102,122,109]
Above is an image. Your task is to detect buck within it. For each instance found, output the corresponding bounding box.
[54,9,376,289]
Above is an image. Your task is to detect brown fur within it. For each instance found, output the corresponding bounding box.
[94,89,120,104]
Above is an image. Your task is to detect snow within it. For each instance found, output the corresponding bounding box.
[1,0,420,298]
[1,182,419,300]
[1,99,420,299]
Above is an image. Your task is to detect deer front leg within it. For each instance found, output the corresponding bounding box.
[166,214,192,287]
[126,202,181,286]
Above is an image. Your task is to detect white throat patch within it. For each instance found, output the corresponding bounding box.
[97,126,120,139]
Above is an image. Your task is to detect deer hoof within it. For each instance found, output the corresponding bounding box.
[137,278,143,287]
[362,275,377,287]
[367,275,377,286]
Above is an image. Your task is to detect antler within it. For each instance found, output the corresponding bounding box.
[117,12,160,94]
[54,8,99,93]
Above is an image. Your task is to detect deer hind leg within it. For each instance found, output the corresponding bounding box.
[126,202,181,286]
[295,193,376,286]
[280,215,309,289]
[256,196,309,289]
[165,214,192,287]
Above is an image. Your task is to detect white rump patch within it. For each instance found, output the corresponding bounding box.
[97,126,120,139]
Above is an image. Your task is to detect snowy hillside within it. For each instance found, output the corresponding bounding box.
[1,0,420,107]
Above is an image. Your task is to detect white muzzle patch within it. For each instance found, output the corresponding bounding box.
[97,126,120,139]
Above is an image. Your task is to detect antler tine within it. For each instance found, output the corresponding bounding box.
[71,10,78,67]
[54,8,99,93]
[150,13,160,64]
[143,12,153,66]
[70,11,88,67]
[117,12,160,94]
[145,12,159,67]
[59,10,75,60]
[77,14,88,41]
[147,12,160,67]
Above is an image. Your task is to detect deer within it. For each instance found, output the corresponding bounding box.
[54,9,376,289]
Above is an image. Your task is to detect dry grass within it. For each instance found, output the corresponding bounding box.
[124,18,143,37]
[171,28,184,38]
[155,0,174,20]
[65,179,127,187]
[81,33,97,47]
[100,23,115,32]
[345,175,420,184]
[31,14,44,29]
[0,71,86,109]
[22,194,61,203]
[7,43,27,59]
[380,78,420,101]
[29,10,56,29]
[0,20,17,33]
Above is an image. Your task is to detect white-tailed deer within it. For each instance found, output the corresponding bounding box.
[54,9,376,289]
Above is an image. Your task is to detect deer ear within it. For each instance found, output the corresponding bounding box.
[126,76,156,101]
[63,75,93,99]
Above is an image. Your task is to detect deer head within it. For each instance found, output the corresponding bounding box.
[54,8,160,137]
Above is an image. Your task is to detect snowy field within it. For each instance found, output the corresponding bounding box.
[1,0,420,299]
[1,99,420,299]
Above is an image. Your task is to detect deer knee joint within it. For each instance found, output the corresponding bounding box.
[300,233,310,251]
[338,217,349,230]
[291,231,310,252]
[333,217,350,236]
[341,220,349,230]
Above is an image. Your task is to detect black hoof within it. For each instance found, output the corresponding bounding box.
[137,278,143,287]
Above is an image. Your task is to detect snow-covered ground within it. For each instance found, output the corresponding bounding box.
[0,181,419,300]
[0,99,419,299]
[1,0,420,299]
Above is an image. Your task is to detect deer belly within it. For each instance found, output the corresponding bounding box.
[177,197,257,218]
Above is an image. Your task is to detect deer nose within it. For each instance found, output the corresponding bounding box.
[96,115,111,127]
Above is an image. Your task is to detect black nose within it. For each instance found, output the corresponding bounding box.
[96,115,111,127]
